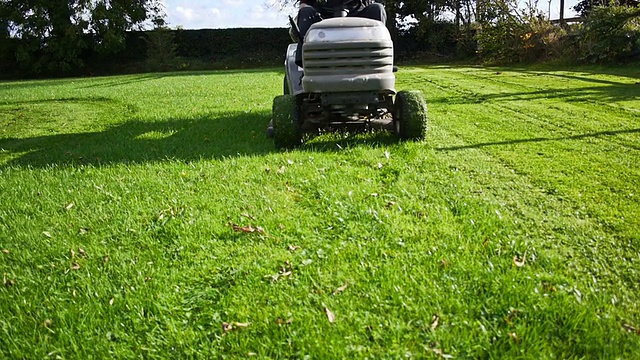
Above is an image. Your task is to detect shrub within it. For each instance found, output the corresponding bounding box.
[476,15,557,63]
[574,6,640,63]
[474,0,559,64]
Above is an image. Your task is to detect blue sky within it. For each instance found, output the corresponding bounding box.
[160,0,578,30]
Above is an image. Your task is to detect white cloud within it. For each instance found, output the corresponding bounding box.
[175,6,196,22]
[164,0,291,29]
[222,0,244,7]
[250,5,279,22]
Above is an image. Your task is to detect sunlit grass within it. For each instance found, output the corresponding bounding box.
[0,65,639,358]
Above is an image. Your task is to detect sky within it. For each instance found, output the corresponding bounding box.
[161,0,578,30]
[161,0,295,29]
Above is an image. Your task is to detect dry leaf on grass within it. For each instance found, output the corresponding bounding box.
[1,249,9,254]
[324,307,336,323]
[71,263,81,270]
[43,231,52,238]
[429,348,454,359]
[65,203,74,211]
[430,314,440,330]
[623,323,640,335]
[288,244,301,252]
[230,223,265,234]
[333,283,349,295]
[508,332,519,342]
[513,255,525,267]
[277,317,293,326]
[78,248,86,257]
[222,322,233,333]
[265,262,293,282]
[103,255,109,264]
[241,213,256,220]
[541,282,557,293]
[222,321,250,334]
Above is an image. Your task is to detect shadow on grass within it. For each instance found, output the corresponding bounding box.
[0,111,274,168]
[490,64,640,80]
[301,129,399,153]
[0,73,165,92]
[436,128,640,152]
[76,69,279,89]
[0,68,281,92]
[430,82,640,105]
[78,74,167,89]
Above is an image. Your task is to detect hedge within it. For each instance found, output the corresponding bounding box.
[0,26,461,79]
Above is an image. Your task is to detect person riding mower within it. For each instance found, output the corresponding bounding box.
[294,0,387,67]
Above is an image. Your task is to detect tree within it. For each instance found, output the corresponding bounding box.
[573,0,639,16]
[1,0,165,74]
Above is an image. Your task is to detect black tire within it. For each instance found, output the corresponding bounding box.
[272,95,302,149]
[394,90,428,140]
[283,75,290,95]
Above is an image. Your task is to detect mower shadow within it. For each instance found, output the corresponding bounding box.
[0,111,274,168]
[300,130,400,152]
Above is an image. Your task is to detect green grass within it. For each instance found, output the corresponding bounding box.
[1,65,639,358]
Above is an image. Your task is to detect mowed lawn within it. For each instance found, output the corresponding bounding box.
[0,65,639,358]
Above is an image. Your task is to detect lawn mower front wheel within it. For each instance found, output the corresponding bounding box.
[394,90,428,140]
[272,94,302,149]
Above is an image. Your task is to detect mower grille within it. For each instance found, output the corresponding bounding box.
[303,43,394,75]
[302,40,395,93]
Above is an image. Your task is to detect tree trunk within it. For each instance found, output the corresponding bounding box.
[476,0,484,23]
[1,20,8,39]
[456,0,461,28]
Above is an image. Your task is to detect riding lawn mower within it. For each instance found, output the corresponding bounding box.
[270,2,428,148]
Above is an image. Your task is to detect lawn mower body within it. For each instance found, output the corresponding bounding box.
[272,6,428,148]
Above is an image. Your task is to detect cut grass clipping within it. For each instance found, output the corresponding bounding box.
[1,65,639,358]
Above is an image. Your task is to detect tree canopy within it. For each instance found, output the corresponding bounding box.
[0,0,165,74]
[573,0,639,16]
